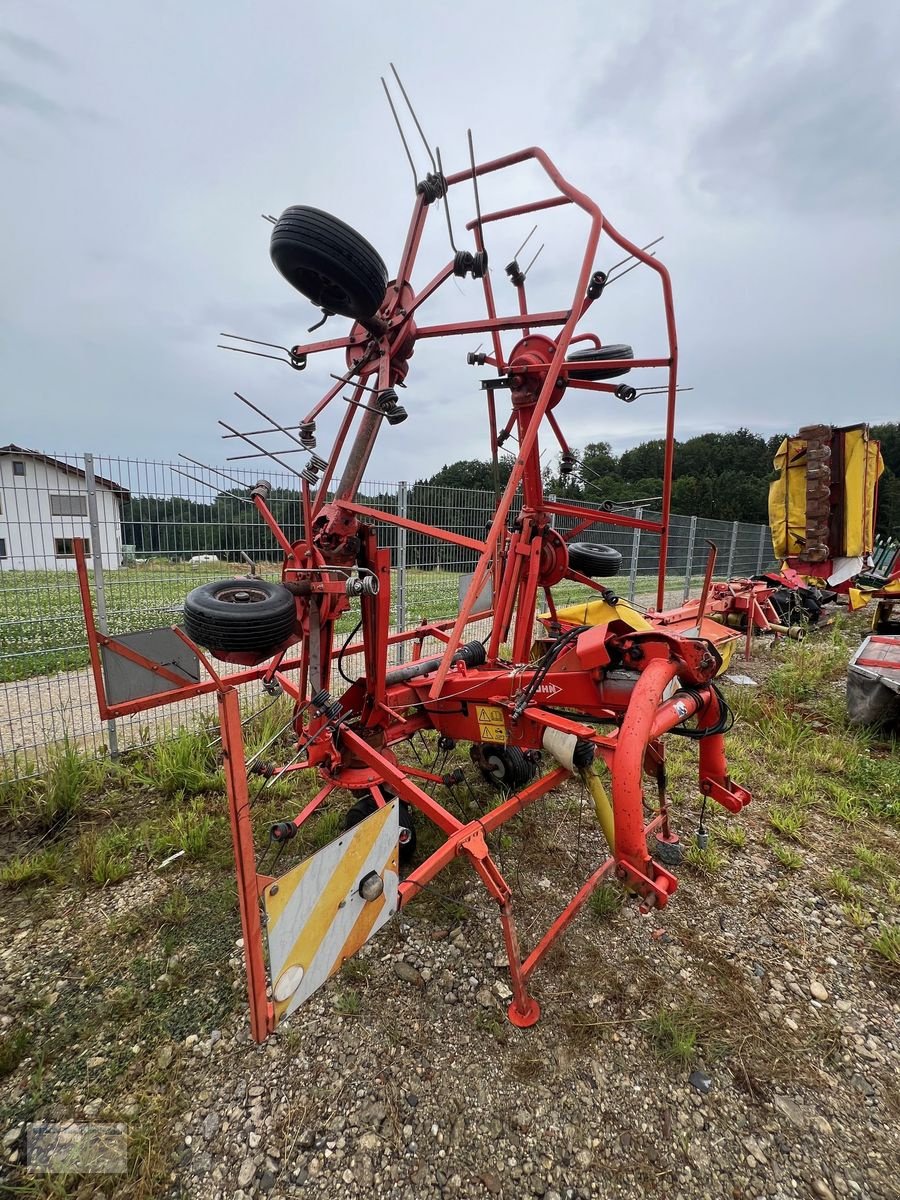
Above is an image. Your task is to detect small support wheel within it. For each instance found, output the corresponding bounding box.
[470,744,536,790]
[507,998,541,1028]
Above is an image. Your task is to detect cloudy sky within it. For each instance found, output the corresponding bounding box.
[2,0,898,487]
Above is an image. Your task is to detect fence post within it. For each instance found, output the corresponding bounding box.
[395,481,408,664]
[628,508,642,601]
[726,520,739,578]
[756,524,768,574]
[84,454,119,758]
[547,494,557,530]
[683,515,697,602]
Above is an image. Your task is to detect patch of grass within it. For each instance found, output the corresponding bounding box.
[842,902,870,929]
[0,764,34,825]
[719,824,746,850]
[684,838,725,875]
[765,835,803,871]
[474,1011,508,1043]
[342,956,374,984]
[307,808,344,851]
[645,1005,699,1064]
[334,988,362,1015]
[768,804,806,842]
[853,844,890,879]
[828,789,864,825]
[589,882,623,920]
[870,925,900,968]
[561,1006,607,1050]
[158,887,189,927]
[34,738,105,829]
[773,770,818,807]
[842,749,900,825]
[759,709,814,756]
[144,728,222,799]
[827,870,859,901]
[0,847,62,890]
[76,827,131,886]
[167,801,216,861]
[244,696,295,761]
[766,634,849,703]
[0,1027,30,1077]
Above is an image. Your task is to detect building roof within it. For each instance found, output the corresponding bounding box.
[0,446,131,501]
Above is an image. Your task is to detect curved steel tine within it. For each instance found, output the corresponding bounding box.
[178,454,253,491]
[605,235,665,277]
[467,129,484,231]
[220,332,293,353]
[605,251,657,286]
[381,76,418,188]
[390,63,437,173]
[523,244,545,278]
[513,225,538,261]
[435,146,458,254]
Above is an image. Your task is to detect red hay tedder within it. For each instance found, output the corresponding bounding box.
[76,93,758,1042]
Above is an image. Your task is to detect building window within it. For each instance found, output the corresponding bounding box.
[50,493,88,517]
[55,538,89,558]
[0,538,6,559]
[12,460,25,477]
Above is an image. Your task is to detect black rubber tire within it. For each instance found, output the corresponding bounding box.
[566,343,634,380]
[567,542,623,578]
[345,794,416,865]
[771,587,821,627]
[183,579,296,653]
[270,206,388,320]
[476,746,536,791]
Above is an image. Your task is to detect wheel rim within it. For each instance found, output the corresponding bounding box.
[213,584,272,605]
[485,755,506,782]
[299,267,353,315]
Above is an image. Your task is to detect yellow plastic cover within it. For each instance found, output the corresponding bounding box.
[768,427,883,561]
[843,427,882,556]
[547,597,651,632]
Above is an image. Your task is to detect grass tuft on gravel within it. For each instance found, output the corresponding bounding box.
[645,1005,700,1064]
[870,925,900,968]
[768,804,806,842]
[77,826,132,886]
[0,847,62,889]
[765,834,803,871]
[588,882,624,920]
[142,728,222,799]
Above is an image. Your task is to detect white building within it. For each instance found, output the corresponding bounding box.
[0,447,129,571]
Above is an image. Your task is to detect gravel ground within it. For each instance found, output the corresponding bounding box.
[1,622,899,1199]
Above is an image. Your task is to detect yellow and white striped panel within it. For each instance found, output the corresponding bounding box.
[263,799,399,1026]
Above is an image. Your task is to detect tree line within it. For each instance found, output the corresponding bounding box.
[120,423,900,564]
[422,423,900,535]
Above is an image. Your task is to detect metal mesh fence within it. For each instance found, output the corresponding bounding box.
[0,452,774,773]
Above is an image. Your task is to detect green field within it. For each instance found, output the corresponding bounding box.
[0,561,676,684]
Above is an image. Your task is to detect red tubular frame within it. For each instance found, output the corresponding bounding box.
[73,142,751,1041]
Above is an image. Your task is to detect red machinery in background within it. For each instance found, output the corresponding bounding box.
[77,108,753,1041]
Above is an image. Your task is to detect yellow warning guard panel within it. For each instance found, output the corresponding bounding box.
[264,799,400,1026]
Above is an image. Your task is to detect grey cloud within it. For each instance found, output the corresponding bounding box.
[0,29,66,69]
[2,0,898,479]
[0,75,65,119]
[690,4,900,216]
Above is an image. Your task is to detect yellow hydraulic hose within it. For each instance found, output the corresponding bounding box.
[580,767,615,854]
